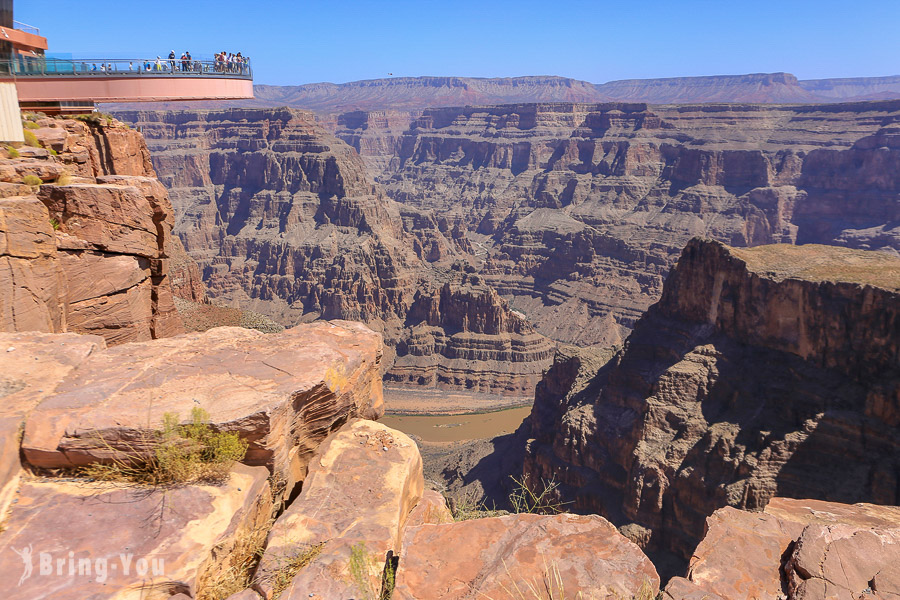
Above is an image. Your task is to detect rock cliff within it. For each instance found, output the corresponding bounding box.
[334,100,900,348]
[0,115,184,344]
[114,108,554,396]
[524,239,900,561]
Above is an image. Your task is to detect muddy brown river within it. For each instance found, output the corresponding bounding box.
[380,406,532,442]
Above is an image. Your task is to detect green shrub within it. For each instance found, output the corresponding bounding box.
[80,406,248,485]
[49,218,60,230]
[22,129,39,147]
[73,112,115,127]
[23,120,39,130]
[22,174,42,186]
[6,146,19,158]
[49,148,58,156]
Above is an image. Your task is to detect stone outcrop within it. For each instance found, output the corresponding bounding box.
[0,116,185,345]
[393,513,660,600]
[114,108,554,396]
[0,331,105,517]
[665,498,900,600]
[20,320,383,496]
[0,463,272,600]
[524,239,900,560]
[255,418,423,599]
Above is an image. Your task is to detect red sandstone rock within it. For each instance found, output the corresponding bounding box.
[0,116,186,345]
[255,419,423,599]
[670,498,900,600]
[21,321,383,496]
[405,489,453,527]
[0,196,66,333]
[393,513,659,600]
[0,464,272,600]
[0,331,105,518]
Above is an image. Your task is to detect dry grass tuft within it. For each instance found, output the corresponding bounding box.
[80,407,247,486]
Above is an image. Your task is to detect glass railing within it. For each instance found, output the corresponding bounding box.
[0,57,252,79]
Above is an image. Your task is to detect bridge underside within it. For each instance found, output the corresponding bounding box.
[10,75,253,113]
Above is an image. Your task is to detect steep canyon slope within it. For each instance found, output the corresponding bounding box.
[524,239,900,561]
[117,108,554,396]
[333,100,900,348]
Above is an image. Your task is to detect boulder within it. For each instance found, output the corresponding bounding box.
[255,419,423,599]
[0,331,105,517]
[21,321,384,498]
[678,498,900,600]
[405,489,453,527]
[0,463,272,600]
[392,513,659,600]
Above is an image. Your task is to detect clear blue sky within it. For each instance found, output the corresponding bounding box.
[15,0,900,86]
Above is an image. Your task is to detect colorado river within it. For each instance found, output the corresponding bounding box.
[380,406,532,442]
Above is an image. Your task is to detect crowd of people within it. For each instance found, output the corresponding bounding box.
[214,51,249,73]
[82,51,250,75]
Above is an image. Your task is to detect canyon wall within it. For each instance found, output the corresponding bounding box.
[523,238,900,560]
[116,108,553,395]
[0,116,183,345]
[333,100,900,348]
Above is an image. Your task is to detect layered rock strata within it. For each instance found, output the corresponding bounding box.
[335,100,900,348]
[19,320,383,497]
[115,108,554,395]
[524,239,900,559]
[0,116,184,344]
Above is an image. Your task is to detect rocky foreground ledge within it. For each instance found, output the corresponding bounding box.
[0,266,897,598]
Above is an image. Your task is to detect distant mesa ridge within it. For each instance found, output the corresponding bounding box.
[104,72,900,113]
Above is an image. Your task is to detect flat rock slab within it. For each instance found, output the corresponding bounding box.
[393,513,660,600]
[0,331,105,516]
[681,498,900,600]
[0,464,272,600]
[21,321,384,495]
[256,419,423,599]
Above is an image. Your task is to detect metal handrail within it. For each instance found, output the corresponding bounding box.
[12,20,40,35]
[0,57,252,79]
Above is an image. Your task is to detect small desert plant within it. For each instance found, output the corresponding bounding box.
[508,474,570,515]
[380,551,399,600]
[6,146,19,158]
[349,542,378,600]
[22,120,39,130]
[22,129,40,147]
[265,543,324,600]
[49,148,58,156]
[73,112,115,127]
[22,174,42,186]
[55,172,71,185]
[447,490,507,521]
[80,406,247,485]
[49,218,60,230]
[489,558,657,600]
